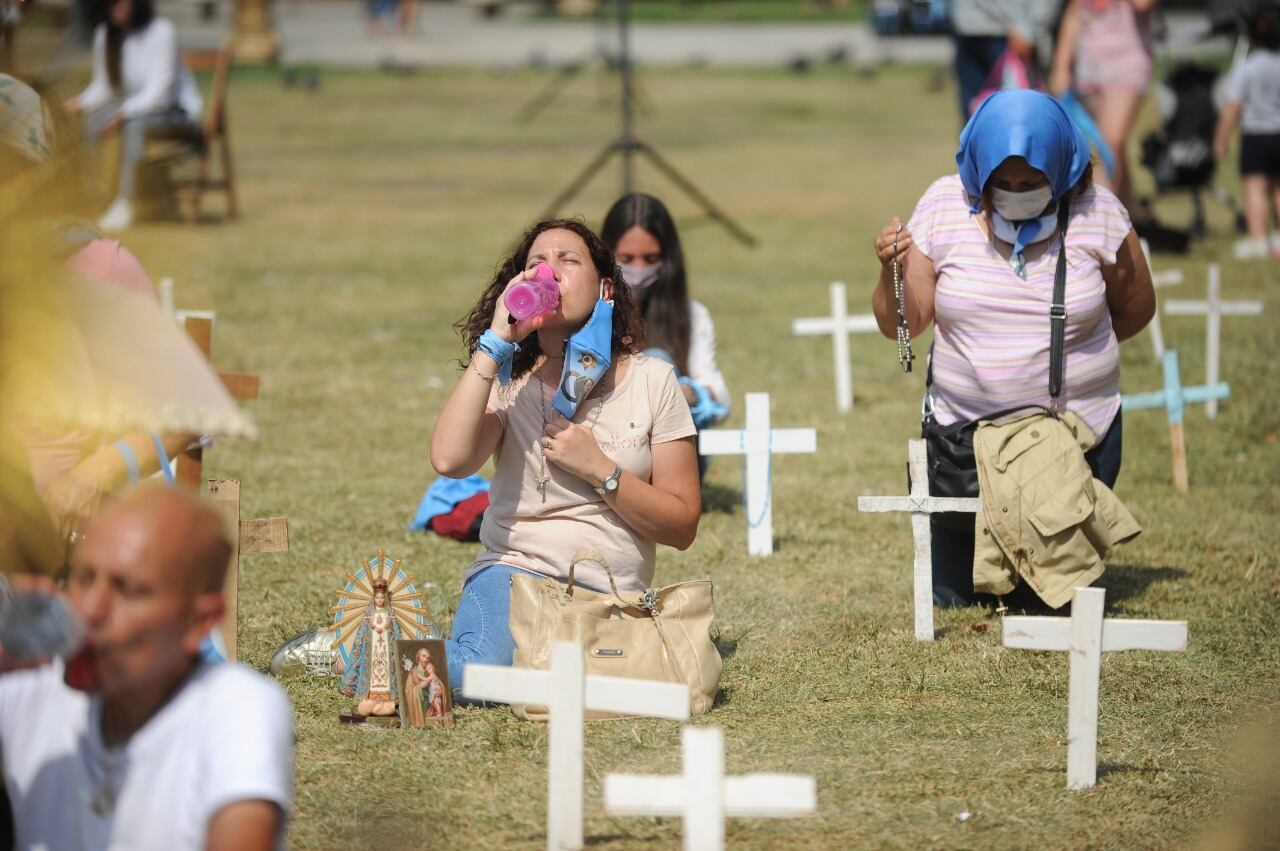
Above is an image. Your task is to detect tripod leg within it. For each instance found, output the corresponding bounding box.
[517,64,586,125]
[541,140,621,220]
[634,140,758,247]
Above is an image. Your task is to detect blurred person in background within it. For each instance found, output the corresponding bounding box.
[951,0,1062,121]
[1050,0,1159,218]
[63,0,202,232]
[1214,2,1280,260]
[600,193,730,478]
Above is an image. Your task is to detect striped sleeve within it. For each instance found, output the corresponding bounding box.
[1071,186,1132,267]
[907,175,965,262]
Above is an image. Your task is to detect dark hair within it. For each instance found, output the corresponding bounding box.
[456,218,643,381]
[599,194,692,375]
[102,0,156,92]
[1250,4,1280,51]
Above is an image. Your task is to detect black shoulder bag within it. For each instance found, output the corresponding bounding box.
[921,200,1070,517]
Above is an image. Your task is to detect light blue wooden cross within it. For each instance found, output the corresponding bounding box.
[1121,349,1229,491]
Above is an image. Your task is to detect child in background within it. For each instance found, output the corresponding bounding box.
[1215,4,1280,260]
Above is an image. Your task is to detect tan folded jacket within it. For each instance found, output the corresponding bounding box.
[972,410,1141,609]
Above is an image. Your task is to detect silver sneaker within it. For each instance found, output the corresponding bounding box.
[269,627,341,678]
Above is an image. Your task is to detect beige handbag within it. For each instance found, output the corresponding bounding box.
[507,550,721,720]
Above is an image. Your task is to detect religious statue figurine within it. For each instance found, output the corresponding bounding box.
[339,577,401,715]
[330,550,441,721]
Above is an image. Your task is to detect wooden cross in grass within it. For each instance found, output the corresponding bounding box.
[698,393,817,557]
[1002,586,1187,790]
[791,282,878,412]
[603,725,817,851]
[1139,238,1184,361]
[158,277,216,326]
[462,642,690,851]
[1121,349,1230,492]
[205,477,287,662]
[179,315,285,662]
[1163,263,1262,418]
[858,439,982,641]
[177,315,259,487]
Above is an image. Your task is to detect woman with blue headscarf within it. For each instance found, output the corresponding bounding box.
[870,89,1155,609]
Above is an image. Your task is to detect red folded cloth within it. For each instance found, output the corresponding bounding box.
[427,492,488,542]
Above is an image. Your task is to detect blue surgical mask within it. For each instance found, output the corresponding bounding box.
[552,286,614,419]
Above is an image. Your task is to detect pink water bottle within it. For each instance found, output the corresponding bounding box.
[504,262,560,321]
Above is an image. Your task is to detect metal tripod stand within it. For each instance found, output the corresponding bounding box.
[538,0,757,247]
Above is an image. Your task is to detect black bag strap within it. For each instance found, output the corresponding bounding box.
[1048,199,1071,403]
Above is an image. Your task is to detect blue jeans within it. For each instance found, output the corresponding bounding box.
[443,563,536,693]
[931,413,1124,609]
[85,103,199,202]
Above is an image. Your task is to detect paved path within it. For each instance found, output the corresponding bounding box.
[163,1,1233,69]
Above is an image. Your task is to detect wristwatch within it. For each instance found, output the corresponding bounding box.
[594,465,622,496]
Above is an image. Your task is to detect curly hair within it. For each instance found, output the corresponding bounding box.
[456,218,645,381]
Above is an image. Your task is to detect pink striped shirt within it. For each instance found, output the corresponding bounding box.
[908,174,1131,437]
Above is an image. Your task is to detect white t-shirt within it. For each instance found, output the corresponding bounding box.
[76,19,204,121]
[0,661,293,851]
[1223,49,1280,134]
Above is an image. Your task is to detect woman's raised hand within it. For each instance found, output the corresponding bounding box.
[490,266,553,344]
[874,217,912,268]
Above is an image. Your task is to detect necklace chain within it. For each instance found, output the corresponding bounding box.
[534,362,606,503]
[893,223,914,373]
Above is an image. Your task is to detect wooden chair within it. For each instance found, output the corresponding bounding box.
[180,44,237,222]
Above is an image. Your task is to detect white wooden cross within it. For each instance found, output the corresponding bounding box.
[462,642,689,851]
[698,393,817,557]
[1163,263,1262,418]
[790,282,878,412]
[603,725,816,851]
[857,439,982,641]
[159,277,217,325]
[1139,238,1184,361]
[1002,586,1188,790]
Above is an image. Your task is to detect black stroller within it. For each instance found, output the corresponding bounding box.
[1139,4,1259,244]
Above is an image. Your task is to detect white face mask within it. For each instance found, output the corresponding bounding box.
[620,262,662,291]
[991,209,1058,247]
[990,185,1054,222]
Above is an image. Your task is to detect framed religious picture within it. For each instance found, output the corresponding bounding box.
[396,639,452,728]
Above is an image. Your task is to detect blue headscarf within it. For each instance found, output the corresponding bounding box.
[956,89,1092,259]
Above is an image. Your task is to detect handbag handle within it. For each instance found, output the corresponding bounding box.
[565,549,656,613]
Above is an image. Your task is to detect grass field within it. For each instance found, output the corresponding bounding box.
[85,62,1280,848]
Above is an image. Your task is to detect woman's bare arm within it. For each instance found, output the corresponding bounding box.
[1102,227,1157,342]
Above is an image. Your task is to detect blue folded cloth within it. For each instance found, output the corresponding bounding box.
[410,474,491,531]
